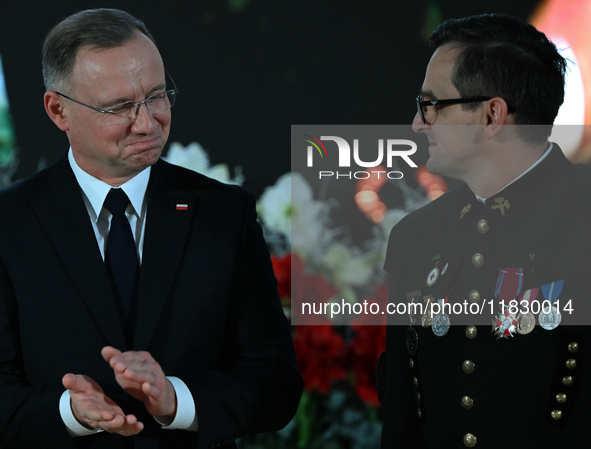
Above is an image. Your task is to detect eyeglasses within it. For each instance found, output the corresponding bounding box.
[56,71,178,125]
[416,95,518,125]
[416,95,493,124]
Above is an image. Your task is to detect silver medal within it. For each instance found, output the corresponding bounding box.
[539,305,561,330]
[431,312,450,337]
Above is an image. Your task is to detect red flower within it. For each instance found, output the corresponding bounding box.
[293,323,348,394]
[350,285,389,327]
[271,253,291,299]
[349,324,386,405]
[291,261,337,325]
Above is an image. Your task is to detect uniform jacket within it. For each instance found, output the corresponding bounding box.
[381,145,591,448]
[0,154,302,449]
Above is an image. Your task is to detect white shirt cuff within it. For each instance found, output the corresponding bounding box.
[154,376,198,431]
[59,389,103,437]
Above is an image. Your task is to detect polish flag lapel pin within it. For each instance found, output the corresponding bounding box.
[176,204,189,210]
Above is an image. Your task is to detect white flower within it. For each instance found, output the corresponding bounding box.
[257,172,329,257]
[163,141,243,185]
[322,244,376,287]
[290,173,327,255]
[257,172,292,238]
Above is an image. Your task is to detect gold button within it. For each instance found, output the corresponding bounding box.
[568,342,579,353]
[409,358,414,369]
[566,359,577,370]
[462,360,475,374]
[562,376,573,387]
[413,376,419,387]
[463,433,477,447]
[468,290,480,303]
[417,408,422,418]
[465,325,478,339]
[551,410,562,420]
[417,392,421,402]
[471,253,484,267]
[556,393,567,404]
[461,396,474,410]
[477,219,489,233]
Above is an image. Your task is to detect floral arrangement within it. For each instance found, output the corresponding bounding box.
[244,162,446,448]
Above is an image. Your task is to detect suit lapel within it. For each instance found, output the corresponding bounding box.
[30,155,127,349]
[133,161,199,349]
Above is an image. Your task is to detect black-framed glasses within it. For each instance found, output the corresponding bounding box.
[56,70,178,125]
[416,95,492,124]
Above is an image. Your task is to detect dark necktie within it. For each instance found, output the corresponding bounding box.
[104,188,138,317]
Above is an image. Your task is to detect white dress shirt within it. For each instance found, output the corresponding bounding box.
[59,149,198,436]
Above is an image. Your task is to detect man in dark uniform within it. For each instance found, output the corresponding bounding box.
[381,14,591,448]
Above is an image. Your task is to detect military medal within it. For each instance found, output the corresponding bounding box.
[421,295,435,327]
[426,267,439,287]
[406,327,419,355]
[517,311,535,335]
[431,298,450,337]
[493,305,519,338]
[426,255,442,287]
[516,288,539,335]
[441,263,449,275]
[539,306,561,330]
[406,291,421,355]
[539,280,564,331]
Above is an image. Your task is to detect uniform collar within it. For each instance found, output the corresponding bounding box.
[458,143,571,227]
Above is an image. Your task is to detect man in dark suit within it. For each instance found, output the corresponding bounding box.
[381,14,591,447]
[0,8,301,449]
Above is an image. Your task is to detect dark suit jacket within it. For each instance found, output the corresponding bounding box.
[381,146,591,448]
[0,154,302,449]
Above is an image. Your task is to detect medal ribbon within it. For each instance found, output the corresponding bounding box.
[518,287,540,305]
[494,267,524,302]
[540,280,564,304]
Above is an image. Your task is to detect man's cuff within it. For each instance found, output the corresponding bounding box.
[155,376,198,431]
[59,390,103,437]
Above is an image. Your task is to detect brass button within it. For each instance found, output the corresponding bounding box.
[551,410,562,420]
[568,342,579,353]
[465,325,478,339]
[461,396,474,410]
[468,290,480,303]
[566,359,577,370]
[562,376,573,387]
[409,358,414,369]
[417,408,422,418]
[471,253,484,267]
[417,392,421,402]
[477,219,489,233]
[413,376,419,387]
[463,433,477,447]
[462,360,476,374]
[556,393,567,404]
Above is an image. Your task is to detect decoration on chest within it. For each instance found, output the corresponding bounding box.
[491,270,566,337]
[425,254,450,287]
[492,306,519,338]
[491,196,511,216]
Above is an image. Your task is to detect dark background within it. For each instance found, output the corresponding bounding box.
[0,0,540,197]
